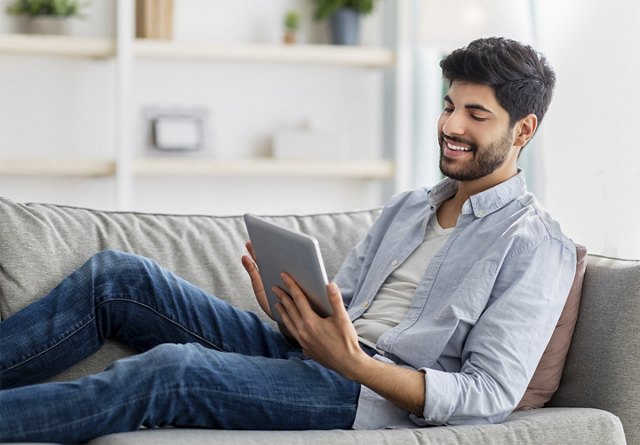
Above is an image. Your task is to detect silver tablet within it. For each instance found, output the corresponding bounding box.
[244,213,332,324]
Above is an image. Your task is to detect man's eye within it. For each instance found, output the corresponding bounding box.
[443,107,454,113]
[471,115,488,122]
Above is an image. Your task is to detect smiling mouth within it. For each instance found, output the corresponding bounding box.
[441,135,475,154]
[446,142,472,152]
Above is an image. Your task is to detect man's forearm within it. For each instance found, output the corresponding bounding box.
[345,353,426,417]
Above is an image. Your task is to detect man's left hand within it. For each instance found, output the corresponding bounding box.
[272,273,368,379]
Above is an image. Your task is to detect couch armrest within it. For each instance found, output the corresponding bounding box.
[549,254,640,444]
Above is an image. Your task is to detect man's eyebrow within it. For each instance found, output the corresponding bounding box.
[443,95,494,114]
[465,103,494,114]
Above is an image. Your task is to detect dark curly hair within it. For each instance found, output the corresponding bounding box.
[440,37,556,127]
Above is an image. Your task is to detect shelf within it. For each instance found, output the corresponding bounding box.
[134,158,395,179]
[0,158,394,180]
[134,39,395,68]
[0,33,115,58]
[0,159,116,177]
[0,34,394,68]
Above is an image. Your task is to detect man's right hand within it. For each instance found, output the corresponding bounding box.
[241,241,273,320]
[241,241,301,347]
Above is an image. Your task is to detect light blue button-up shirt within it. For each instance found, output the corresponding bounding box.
[334,173,576,428]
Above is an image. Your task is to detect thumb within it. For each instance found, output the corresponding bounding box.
[327,282,346,314]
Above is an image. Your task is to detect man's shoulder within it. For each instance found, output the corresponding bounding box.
[507,193,575,254]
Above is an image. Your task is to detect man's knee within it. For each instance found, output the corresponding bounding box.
[89,249,149,275]
[86,250,161,293]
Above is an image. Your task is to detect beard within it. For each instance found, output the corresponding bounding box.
[439,130,514,181]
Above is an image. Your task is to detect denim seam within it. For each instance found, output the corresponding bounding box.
[95,297,224,352]
[2,298,224,374]
[2,314,96,372]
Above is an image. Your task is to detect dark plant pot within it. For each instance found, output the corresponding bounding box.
[329,8,360,45]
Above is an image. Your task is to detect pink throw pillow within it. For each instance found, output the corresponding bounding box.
[516,244,587,410]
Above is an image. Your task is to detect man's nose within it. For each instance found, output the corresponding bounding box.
[442,111,465,136]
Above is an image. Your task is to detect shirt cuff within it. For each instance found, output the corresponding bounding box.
[420,367,458,425]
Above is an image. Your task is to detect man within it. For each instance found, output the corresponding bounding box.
[0,37,575,442]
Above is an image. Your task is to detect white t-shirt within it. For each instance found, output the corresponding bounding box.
[354,214,454,350]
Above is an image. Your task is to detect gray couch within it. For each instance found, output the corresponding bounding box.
[0,197,637,444]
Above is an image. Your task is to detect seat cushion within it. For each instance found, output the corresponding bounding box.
[83,408,624,445]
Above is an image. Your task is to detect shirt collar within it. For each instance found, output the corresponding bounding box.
[427,171,527,219]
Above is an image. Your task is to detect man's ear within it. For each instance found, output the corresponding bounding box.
[513,114,538,148]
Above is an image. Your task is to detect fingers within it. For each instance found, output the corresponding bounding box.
[246,241,257,262]
[280,273,316,319]
[241,254,259,279]
[241,243,261,285]
[272,285,302,341]
[272,284,301,321]
[241,253,265,295]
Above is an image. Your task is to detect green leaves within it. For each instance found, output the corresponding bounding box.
[284,10,300,32]
[312,0,376,21]
[6,0,90,18]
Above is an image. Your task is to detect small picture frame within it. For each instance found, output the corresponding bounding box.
[143,107,209,155]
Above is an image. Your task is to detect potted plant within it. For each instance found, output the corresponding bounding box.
[6,0,89,35]
[283,10,300,44]
[312,0,376,45]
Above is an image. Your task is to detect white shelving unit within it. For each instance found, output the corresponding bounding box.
[0,33,115,58]
[0,34,394,67]
[0,158,393,180]
[0,159,117,177]
[134,39,394,67]
[0,1,402,212]
[134,158,394,179]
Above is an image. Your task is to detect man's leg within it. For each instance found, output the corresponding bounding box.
[0,250,291,388]
[0,342,360,443]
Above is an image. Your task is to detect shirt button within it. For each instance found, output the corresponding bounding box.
[361,300,369,308]
[391,260,399,267]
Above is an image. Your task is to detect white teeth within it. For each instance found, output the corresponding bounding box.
[447,143,471,152]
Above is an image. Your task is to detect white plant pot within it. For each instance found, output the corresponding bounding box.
[24,17,71,35]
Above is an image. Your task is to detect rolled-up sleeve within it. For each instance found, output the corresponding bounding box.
[418,238,576,425]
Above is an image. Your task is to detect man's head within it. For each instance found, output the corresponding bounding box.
[440,37,556,127]
[437,37,556,184]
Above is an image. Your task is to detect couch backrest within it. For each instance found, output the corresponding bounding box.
[0,198,380,384]
[0,197,380,320]
[549,254,640,445]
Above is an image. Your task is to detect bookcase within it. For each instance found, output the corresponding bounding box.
[0,0,410,215]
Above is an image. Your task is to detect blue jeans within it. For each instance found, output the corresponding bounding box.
[0,250,360,443]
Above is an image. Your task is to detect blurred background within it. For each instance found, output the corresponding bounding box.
[0,0,638,259]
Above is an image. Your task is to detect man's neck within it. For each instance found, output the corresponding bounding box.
[436,168,520,229]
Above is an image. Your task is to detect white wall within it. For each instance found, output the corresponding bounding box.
[536,0,640,259]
